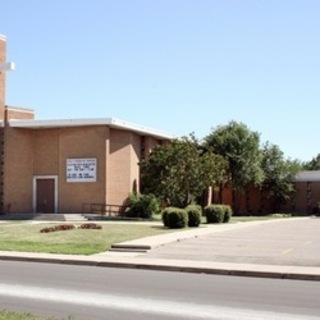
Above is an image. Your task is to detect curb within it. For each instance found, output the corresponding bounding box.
[1,254,320,282]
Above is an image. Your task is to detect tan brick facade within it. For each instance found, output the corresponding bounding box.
[4,127,34,212]
[2,122,168,213]
[107,129,141,205]
[5,106,35,121]
[0,35,6,120]
[58,126,108,212]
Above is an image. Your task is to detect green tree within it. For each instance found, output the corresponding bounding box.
[204,121,264,212]
[140,136,228,208]
[303,153,320,170]
[261,142,301,212]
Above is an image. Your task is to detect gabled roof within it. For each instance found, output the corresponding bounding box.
[9,117,174,140]
[295,171,320,182]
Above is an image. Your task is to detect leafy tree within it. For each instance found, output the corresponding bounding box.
[261,142,301,212]
[140,136,228,208]
[303,153,320,170]
[204,121,264,212]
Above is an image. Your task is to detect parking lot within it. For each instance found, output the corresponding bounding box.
[143,217,320,267]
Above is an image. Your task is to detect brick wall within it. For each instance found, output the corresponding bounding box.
[0,36,6,120]
[3,124,166,213]
[58,126,107,212]
[107,129,141,205]
[144,136,160,158]
[4,128,34,212]
[34,129,59,175]
[130,132,141,194]
[5,106,35,121]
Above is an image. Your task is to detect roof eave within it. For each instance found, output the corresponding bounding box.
[8,117,174,140]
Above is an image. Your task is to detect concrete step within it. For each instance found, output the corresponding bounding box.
[64,214,87,221]
[33,214,66,221]
[109,247,148,253]
[110,243,151,253]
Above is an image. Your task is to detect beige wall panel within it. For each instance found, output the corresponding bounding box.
[107,129,141,205]
[130,133,141,193]
[144,136,160,158]
[34,129,59,175]
[5,109,35,120]
[4,128,33,212]
[0,37,6,120]
[58,126,107,212]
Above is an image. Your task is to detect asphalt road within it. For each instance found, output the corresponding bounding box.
[0,261,319,319]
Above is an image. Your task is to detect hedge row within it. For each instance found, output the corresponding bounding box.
[204,204,233,224]
[162,204,232,229]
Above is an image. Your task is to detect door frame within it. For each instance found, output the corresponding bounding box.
[33,175,58,213]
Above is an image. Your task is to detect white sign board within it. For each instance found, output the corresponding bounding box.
[66,158,97,183]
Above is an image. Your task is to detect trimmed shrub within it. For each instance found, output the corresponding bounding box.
[185,205,202,227]
[162,209,169,227]
[204,205,225,223]
[40,224,75,233]
[162,207,188,229]
[223,205,233,223]
[79,223,102,229]
[312,207,320,217]
[40,226,55,233]
[125,193,161,219]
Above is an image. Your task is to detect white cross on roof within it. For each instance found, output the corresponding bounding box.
[0,62,15,73]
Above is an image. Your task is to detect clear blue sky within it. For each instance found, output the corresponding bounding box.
[1,0,319,161]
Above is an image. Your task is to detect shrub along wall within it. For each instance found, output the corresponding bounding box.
[162,207,188,229]
[204,204,233,224]
[124,193,161,219]
[185,204,202,227]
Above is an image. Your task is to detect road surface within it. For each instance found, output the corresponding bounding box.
[0,261,319,319]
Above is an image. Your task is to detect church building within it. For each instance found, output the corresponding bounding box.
[0,34,172,214]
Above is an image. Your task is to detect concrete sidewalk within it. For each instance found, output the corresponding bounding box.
[0,218,319,281]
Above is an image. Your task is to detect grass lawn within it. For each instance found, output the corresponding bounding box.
[0,214,293,255]
[230,215,289,223]
[0,222,171,255]
[198,214,291,224]
[0,310,71,320]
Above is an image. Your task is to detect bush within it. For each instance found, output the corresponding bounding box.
[162,207,188,229]
[124,193,161,219]
[185,205,202,227]
[204,205,225,223]
[312,207,320,217]
[223,205,233,223]
[162,209,169,227]
[79,223,102,229]
[40,224,75,233]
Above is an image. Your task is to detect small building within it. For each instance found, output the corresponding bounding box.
[0,34,172,214]
[294,171,320,214]
[211,171,320,215]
